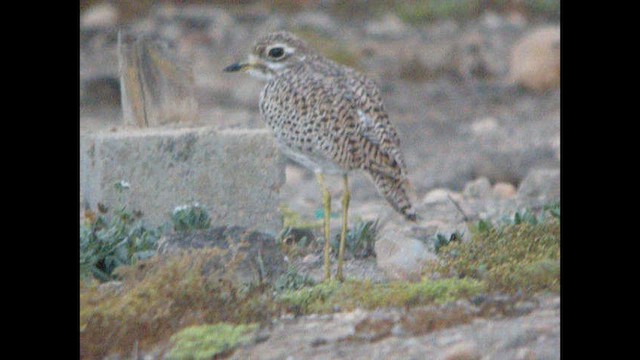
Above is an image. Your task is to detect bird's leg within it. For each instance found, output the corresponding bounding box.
[336,174,350,282]
[316,173,332,281]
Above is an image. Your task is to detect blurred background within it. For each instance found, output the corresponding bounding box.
[80,0,560,219]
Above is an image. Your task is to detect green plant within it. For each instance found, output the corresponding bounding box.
[80,249,276,359]
[544,201,560,219]
[167,323,259,360]
[331,219,379,259]
[274,266,316,293]
[502,208,542,226]
[433,217,560,294]
[474,218,494,233]
[171,203,211,232]
[278,226,320,260]
[495,202,561,227]
[80,182,160,282]
[280,204,323,230]
[396,0,482,25]
[432,231,463,254]
[278,278,485,315]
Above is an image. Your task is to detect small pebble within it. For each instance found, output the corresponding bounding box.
[492,182,516,199]
[516,347,536,360]
[439,341,480,360]
[310,337,328,347]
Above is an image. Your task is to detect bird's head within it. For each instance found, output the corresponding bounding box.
[223,31,315,81]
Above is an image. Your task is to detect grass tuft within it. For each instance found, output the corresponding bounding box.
[331,219,379,259]
[166,323,259,360]
[278,278,485,315]
[80,249,276,359]
[275,266,316,293]
[171,203,211,232]
[432,217,560,294]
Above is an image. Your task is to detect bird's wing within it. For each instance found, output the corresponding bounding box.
[310,71,408,179]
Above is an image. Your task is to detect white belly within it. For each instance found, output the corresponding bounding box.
[277,143,346,175]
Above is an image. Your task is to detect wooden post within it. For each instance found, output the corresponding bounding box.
[118,31,198,127]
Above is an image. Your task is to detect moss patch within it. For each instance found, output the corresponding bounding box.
[166,323,258,360]
[432,219,560,294]
[80,249,276,359]
[278,278,485,315]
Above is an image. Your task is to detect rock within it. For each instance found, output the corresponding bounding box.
[503,328,540,349]
[310,337,328,347]
[454,31,493,80]
[463,177,492,199]
[157,226,286,285]
[515,347,537,360]
[492,182,517,199]
[470,117,499,137]
[375,225,437,281]
[232,295,559,359]
[80,75,121,108]
[439,341,480,360]
[365,14,408,39]
[365,36,455,81]
[291,11,338,36]
[412,39,456,79]
[401,303,475,337]
[81,3,119,28]
[551,134,560,161]
[517,168,560,201]
[469,124,559,187]
[301,253,320,265]
[80,127,285,235]
[453,22,513,81]
[285,165,306,187]
[509,26,560,92]
[409,220,448,242]
[506,12,528,28]
[422,188,455,205]
[480,11,505,30]
[512,301,538,317]
[352,311,397,342]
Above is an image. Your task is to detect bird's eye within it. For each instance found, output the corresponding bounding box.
[268,47,285,58]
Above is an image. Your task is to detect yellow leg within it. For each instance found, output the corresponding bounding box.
[316,173,331,281]
[336,174,350,282]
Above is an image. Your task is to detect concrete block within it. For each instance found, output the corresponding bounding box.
[517,167,560,202]
[80,127,285,235]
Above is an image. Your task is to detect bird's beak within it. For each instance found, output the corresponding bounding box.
[223,61,251,72]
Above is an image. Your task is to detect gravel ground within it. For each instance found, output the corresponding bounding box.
[232,294,560,360]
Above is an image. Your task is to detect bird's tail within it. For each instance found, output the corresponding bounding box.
[368,170,417,221]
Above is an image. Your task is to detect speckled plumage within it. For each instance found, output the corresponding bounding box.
[228,31,416,220]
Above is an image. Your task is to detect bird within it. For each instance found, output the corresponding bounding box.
[224,31,416,281]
